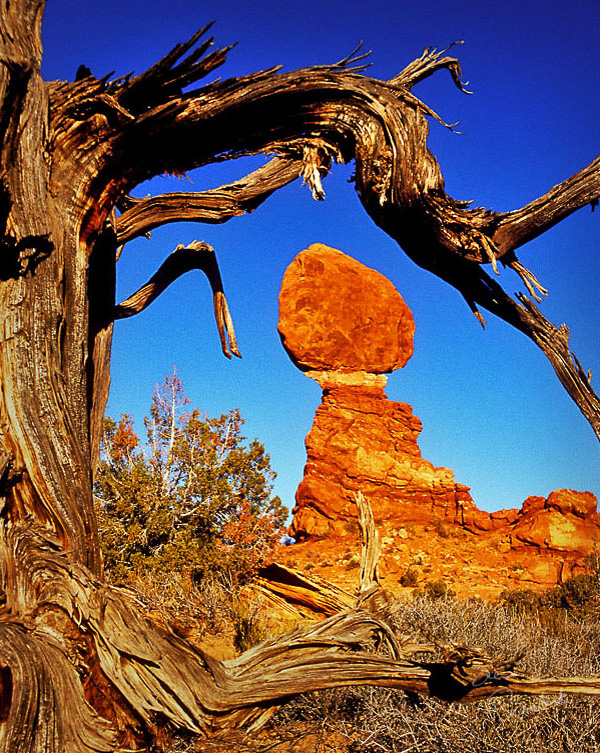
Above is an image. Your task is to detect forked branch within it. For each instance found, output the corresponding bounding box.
[114,240,240,359]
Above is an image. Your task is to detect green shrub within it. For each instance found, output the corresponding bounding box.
[95,371,286,586]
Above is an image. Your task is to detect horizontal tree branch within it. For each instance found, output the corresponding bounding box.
[115,156,302,244]
[114,240,240,359]
[493,155,600,254]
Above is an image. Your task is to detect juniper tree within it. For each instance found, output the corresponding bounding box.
[95,372,285,583]
[1,2,600,752]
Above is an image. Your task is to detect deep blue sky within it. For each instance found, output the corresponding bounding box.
[42,0,600,514]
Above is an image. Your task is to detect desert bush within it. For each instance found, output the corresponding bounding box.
[230,594,274,653]
[344,553,361,570]
[549,571,600,616]
[272,687,600,753]
[418,577,455,599]
[343,519,359,535]
[500,558,600,626]
[118,568,235,638]
[95,371,286,586]
[399,565,419,587]
[499,587,542,613]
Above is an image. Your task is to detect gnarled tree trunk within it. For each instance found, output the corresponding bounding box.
[1,3,600,751]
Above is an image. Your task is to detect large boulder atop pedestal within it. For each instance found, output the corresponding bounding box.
[278,244,415,373]
[277,243,600,597]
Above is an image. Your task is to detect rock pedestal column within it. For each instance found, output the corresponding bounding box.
[278,244,473,540]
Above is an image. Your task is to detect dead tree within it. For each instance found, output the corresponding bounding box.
[1,2,600,751]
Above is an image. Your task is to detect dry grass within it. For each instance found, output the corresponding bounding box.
[267,594,600,753]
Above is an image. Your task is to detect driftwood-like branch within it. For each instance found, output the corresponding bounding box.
[493,155,600,255]
[355,491,383,609]
[115,156,303,245]
[6,508,600,752]
[254,562,355,617]
[114,240,240,359]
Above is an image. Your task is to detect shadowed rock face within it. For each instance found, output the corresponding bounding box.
[279,244,600,592]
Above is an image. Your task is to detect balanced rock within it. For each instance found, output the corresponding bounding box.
[279,244,600,594]
[278,244,415,373]
[279,244,471,540]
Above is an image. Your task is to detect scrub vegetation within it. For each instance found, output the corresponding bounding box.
[95,371,286,586]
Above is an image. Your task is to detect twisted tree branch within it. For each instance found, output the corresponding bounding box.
[493,155,600,255]
[73,27,599,443]
[115,156,302,244]
[114,240,240,359]
[10,23,597,748]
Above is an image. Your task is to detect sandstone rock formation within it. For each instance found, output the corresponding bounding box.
[278,244,600,594]
[288,381,475,539]
[456,488,600,564]
[279,243,474,540]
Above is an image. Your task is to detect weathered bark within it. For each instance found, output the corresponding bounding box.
[1,4,600,751]
[114,240,240,359]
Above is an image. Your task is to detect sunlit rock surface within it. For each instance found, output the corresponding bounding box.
[289,381,473,540]
[278,243,415,373]
[277,244,600,595]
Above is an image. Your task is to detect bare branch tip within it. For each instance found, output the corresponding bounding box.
[510,259,548,302]
[331,43,373,74]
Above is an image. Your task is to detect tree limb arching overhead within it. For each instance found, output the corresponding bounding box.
[52,24,599,439]
[1,3,600,751]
